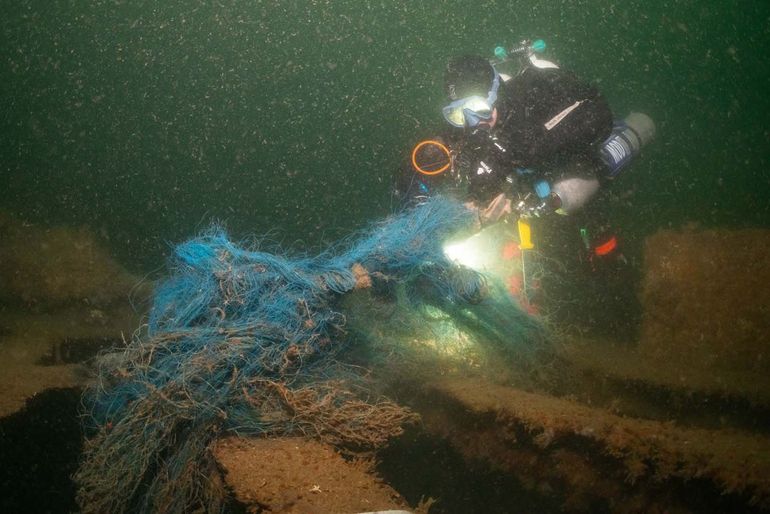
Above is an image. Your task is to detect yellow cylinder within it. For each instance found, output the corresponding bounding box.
[518,219,535,250]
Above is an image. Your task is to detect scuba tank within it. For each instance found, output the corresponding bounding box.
[599,112,656,178]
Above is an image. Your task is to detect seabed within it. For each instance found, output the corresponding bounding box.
[1,216,769,513]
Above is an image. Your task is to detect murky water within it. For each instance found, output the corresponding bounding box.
[3,1,768,269]
[1,1,769,513]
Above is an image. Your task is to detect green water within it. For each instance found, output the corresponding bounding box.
[2,3,770,512]
[3,0,768,271]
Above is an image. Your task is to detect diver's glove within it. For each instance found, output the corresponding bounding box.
[480,193,512,225]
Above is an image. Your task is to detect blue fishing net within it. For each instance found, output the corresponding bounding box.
[74,196,545,514]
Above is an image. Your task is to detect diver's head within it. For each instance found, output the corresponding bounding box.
[443,55,500,130]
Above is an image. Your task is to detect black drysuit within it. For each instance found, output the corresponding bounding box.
[395,63,613,208]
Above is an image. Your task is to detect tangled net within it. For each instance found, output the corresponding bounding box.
[75,196,500,514]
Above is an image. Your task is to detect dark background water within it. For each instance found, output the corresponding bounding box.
[1,4,769,513]
[2,0,769,272]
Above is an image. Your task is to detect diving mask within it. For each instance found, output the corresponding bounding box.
[442,70,500,128]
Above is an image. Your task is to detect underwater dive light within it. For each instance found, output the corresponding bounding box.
[443,225,509,272]
[443,233,487,271]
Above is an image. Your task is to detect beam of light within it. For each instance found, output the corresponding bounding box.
[443,230,499,271]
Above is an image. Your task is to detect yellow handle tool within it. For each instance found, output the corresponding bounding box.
[517,219,534,250]
[517,218,534,307]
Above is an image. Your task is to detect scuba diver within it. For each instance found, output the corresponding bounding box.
[394,40,656,335]
[394,40,655,264]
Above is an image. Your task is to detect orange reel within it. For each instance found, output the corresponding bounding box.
[411,140,452,176]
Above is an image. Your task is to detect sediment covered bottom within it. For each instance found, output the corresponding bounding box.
[213,436,411,513]
[411,377,770,513]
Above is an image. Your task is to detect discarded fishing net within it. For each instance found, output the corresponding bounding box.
[74,196,544,514]
[342,266,549,387]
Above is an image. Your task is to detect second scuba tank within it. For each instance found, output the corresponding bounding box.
[599,112,656,178]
